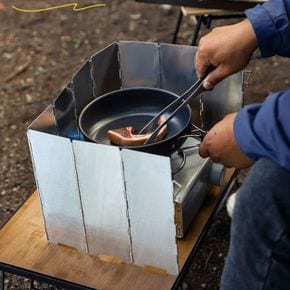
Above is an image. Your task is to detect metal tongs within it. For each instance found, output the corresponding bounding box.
[140,65,215,145]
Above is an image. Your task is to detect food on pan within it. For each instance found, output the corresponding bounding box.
[107,115,167,146]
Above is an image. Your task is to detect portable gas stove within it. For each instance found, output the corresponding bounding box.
[171,137,226,238]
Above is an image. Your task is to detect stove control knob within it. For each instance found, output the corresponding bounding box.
[208,162,226,186]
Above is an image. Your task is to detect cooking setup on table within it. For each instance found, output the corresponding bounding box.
[26,41,244,278]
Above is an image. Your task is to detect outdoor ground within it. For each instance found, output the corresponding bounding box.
[0,0,290,289]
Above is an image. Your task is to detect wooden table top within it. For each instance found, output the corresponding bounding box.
[0,168,234,289]
[136,0,266,12]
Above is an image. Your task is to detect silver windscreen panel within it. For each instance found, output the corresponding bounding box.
[26,41,244,271]
[119,41,160,88]
[72,60,94,116]
[27,130,87,251]
[53,84,79,139]
[73,141,132,262]
[91,42,121,98]
[201,72,243,129]
[159,43,198,95]
[122,149,178,276]
[159,43,201,125]
[28,105,57,135]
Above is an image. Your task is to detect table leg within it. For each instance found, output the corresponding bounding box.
[172,10,183,44]
[191,16,203,46]
[30,279,35,289]
[0,271,5,290]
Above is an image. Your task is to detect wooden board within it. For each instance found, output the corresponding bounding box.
[136,0,265,12]
[0,169,235,290]
[181,7,243,16]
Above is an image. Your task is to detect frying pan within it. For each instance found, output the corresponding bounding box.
[79,87,192,156]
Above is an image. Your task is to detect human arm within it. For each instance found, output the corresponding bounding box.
[195,0,290,88]
[200,89,290,170]
[200,89,290,171]
[195,19,258,89]
[234,89,290,170]
[199,113,254,168]
[245,0,290,58]
[197,0,290,170]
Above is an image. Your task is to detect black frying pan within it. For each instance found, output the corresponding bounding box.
[79,87,192,156]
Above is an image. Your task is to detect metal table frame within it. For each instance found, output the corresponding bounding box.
[172,10,245,45]
[0,264,94,290]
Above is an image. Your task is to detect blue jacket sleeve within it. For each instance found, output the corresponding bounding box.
[245,0,290,57]
[234,89,290,171]
[233,0,290,170]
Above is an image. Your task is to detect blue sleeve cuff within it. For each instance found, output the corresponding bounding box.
[245,0,290,57]
[234,91,290,171]
[234,104,261,161]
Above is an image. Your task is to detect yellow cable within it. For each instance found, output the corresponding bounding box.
[12,2,106,13]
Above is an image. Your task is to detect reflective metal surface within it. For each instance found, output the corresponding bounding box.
[28,105,57,135]
[49,41,243,139]
[73,141,132,262]
[172,138,211,238]
[159,43,202,128]
[72,60,94,116]
[27,130,87,251]
[91,42,121,98]
[119,41,160,88]
[201,72,243,129]
[53,84,79,139]
[159,43,198,95]
[122,149,179,275]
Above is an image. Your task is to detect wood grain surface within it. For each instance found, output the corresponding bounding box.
[0,193,175,290]
[0,168,234,289]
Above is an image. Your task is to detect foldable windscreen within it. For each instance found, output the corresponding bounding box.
[27,41,244,275]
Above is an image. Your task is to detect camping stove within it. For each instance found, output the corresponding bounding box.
[171,137,225,238]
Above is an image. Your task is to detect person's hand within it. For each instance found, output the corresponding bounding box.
[199,113,254,168]
[195,19,258,89]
